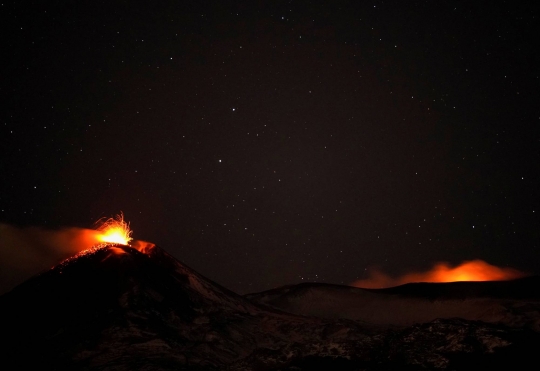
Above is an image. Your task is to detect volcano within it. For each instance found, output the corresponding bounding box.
[1,243,540,370]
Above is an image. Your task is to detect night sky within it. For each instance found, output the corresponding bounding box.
[2,1,539,294]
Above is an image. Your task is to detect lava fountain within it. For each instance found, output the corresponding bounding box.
[95,212,133,245]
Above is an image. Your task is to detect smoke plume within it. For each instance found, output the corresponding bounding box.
[0,223,101,295]
[352,260,526,289]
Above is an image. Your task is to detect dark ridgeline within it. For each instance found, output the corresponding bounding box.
[368,276,540,300]
[1,244,539,370]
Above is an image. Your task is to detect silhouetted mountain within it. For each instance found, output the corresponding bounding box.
[369,276,540,300]
[1,243,539,370]
[246,279,540,330]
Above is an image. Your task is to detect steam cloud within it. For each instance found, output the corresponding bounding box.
[352,260,526,289]
[0,223,101,295]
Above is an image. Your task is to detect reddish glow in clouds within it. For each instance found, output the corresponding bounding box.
[0,224,102,294]
[95,213,132,245]
[352,260,525,289]
[0,213,135,294]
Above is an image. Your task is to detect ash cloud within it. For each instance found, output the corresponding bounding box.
[0,223,100,295]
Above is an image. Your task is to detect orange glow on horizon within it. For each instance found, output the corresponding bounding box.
[352,260,525,289]
[95,213,132,245]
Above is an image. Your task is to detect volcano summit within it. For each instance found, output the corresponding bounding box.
[1,243,539,370]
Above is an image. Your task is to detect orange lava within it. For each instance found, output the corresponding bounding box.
[95,212,132,245]
[352,260,525,289]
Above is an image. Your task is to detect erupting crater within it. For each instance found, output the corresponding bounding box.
[95,212,132,246]
[56,213,137,269]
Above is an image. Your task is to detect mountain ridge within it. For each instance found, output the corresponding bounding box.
[1,243,539,370]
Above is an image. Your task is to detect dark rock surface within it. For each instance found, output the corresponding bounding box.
[246,279,540,330]
[1,244,539,370]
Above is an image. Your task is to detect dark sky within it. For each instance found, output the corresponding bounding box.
[2,1,539,294]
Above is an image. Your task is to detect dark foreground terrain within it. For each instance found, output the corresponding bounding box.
[1,243,539,370]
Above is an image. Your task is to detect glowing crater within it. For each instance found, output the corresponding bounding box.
[96,213,133,245]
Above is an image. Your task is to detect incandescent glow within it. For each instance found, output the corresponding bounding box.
[352,260,525,289]
[404,260,525,283]
[95,213,132,245]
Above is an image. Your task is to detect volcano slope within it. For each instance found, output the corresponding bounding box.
[0,243,539,370]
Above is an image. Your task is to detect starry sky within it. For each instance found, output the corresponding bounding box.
[2,1,539,294]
